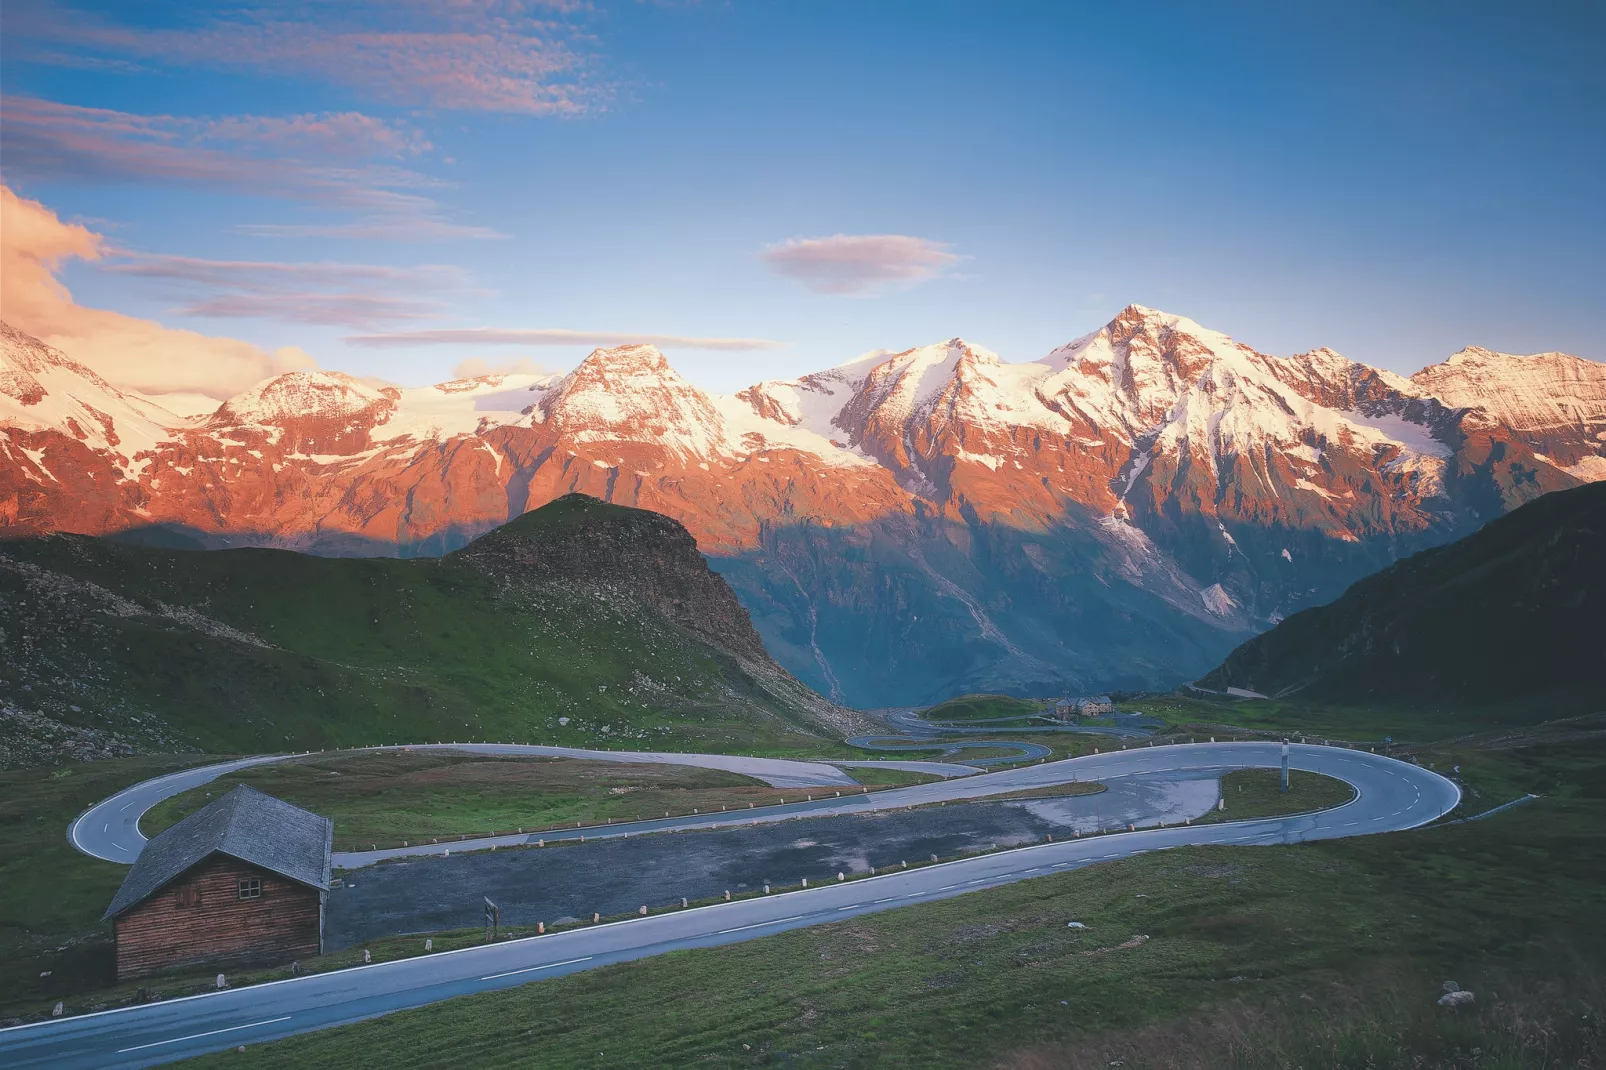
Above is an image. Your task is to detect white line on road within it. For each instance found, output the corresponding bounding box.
[716,916,805,935]
[116,1016,293,1053]
[479,956,593,981]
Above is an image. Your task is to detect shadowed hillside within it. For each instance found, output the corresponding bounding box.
[0,494,860,766]
[1199,482,1606,718]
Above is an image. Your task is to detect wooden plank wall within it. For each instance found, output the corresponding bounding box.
[115,855,322,981]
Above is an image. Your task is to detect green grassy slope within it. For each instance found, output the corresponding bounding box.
[1199,481,1606,720]
[0,494,857,762]
[923,693,1046,721]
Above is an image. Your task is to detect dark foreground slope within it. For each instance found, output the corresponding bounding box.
[0,494,858,766]
[1199,481,1606,718]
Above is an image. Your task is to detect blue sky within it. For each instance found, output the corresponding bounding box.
[3,0,1602,397]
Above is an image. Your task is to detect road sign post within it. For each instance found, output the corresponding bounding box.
[1281,740,1290,793]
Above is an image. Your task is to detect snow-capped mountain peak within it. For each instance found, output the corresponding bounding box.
[0,320,178,476]
[1411,345,1606,478]
[537,344,728,459]
[210,371,397,429]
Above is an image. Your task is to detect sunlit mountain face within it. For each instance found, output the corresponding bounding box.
[6,305,1600,705]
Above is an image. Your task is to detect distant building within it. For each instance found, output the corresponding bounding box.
[103,785,333,982]
[1055,695,1115,721]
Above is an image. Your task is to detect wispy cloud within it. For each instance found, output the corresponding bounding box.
[12,1,611,116]
[451,355,554,378]
[107,254,477,329]
[0,183,314,398]
[347,327,788,351]
[760,234,962,296]
[0,96,500,239]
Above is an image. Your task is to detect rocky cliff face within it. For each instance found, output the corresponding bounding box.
[455,493,770,663]
[3,307,1600,706]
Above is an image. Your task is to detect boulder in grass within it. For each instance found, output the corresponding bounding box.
[1438,990,1475,1007]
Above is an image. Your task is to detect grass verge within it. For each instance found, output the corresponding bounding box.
[141,752,831,847]
[833,766,946,788]
[1197,768,1355,823]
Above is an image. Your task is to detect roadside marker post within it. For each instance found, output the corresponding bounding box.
[484,897,500,943]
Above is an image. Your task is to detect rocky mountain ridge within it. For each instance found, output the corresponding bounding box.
[3,305,1601,705]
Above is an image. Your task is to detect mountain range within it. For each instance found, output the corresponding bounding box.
[4,307,1604,706]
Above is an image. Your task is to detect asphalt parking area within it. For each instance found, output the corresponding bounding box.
[326,772,1217,948]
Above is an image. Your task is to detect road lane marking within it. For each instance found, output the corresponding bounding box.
[716,917,805,935]
[873,897,900,904]
[479,956,593,981]
[116,1016,293,1053]
[836,904,860,911]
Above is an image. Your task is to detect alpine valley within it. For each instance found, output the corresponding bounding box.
[4,307,1604,707]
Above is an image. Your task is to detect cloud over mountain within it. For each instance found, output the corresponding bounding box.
[760,234,962,296]
[0,184,314,398]
[347,327,788,351]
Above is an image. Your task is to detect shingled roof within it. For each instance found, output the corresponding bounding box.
[104,784,333,920]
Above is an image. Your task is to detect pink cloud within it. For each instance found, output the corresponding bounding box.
[451,355,554,378]
[348,327,787,351]
[760,234,963,296]
[107,254,475,329]
[0,96,501,239]
[16,2,610,116]
[1,184,314,398]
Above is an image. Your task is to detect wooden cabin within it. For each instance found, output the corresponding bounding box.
[103,784,333,982]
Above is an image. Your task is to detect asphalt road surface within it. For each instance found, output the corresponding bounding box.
[8,742,1458,1069]
[68,743,972,866]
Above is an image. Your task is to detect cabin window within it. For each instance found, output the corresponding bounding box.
[237,877,262,900]
[175,885,200,907]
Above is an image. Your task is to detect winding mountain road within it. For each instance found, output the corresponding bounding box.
[67,743,976,867]
[8,742,1458,1068]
